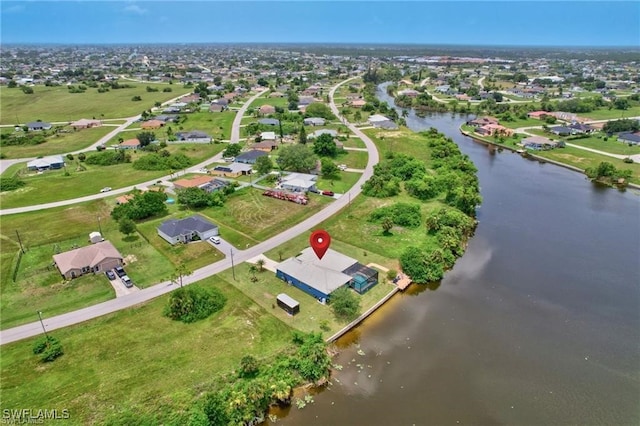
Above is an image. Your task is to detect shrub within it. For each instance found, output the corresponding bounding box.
[132,152,192,171]
[85,150,129,166]
[164,285,227,323]
[369,202,422,228]
[77,152,86,161]
[32,335,64,362]
[66,153,74,160]
[330,286,360,321]
[239,355,260,378]
[131,95,142,101]
[0,177,25,191]
[386,269,397,281]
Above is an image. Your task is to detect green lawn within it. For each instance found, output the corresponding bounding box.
[564,135,640,156]
[500,117,545,129]
[337,149,368,169]
[0,126,114,159]
[249,96,288,108]
[534,146,640,184]
[0,277,294,425]
[1,143,226,209]
[341,136,366,148]
[126,111,236,141]
[583,106,640,120]
[315,171,362,194]
[199,187,333,248]
[0,83,191,125]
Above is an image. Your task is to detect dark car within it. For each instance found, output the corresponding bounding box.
[115,266,126,278]
[105,270,116,280]
[322,190,334,197]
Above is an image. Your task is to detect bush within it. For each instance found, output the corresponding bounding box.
[164,285,227,323]
[32,335,64,362]
[133,152,192,171]
[77,152,86,161]
[85,150,129,166]
[369,202,422,228]
[0,176,25,191]
[131,95,142,101]
[330,286,360,321]
[386,269,397,281]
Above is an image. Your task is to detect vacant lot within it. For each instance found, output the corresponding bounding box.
[123,111,236,141]
[0,83,191,124]
[201,187,333,248]
[0,125,114,159]
[0,277,294,424]
[564,135,640,156]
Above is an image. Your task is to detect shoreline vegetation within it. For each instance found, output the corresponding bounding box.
[0,106,481,424]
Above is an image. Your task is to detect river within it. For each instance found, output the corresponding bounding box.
[276,84,640,425]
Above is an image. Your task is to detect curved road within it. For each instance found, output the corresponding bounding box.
[0,76,379,345]
[0,91,268,216]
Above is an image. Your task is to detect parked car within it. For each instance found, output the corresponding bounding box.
[121,275,133,288]
[105,270,116,280]
[321,190,334,197]
[114,266,126,278]
[100,187,112,193]
[338,164,348,171]
[209,236,221,244]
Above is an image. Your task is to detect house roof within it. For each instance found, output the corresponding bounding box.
[236,150,268,162]
[259,104,276,112]
[282,172,317,183]
[176,130,210,139]
[27,155,65,169]
[522,136,557,146]
[276,247,359,296]
[173,175,215,189]
[619,132,640,143]
[310,129,337,138]
[158,215,217,238]
[368,114,392,123]
[213,163,253,173]
[71,118,101,127]
[304,117,326,125]
[277,293,299,309]
[141,120,164,128]
[27,121,51,128]
[53,241,123,275]
[120,138,140,147]
[259,118,280,126]
[261,131,277,140]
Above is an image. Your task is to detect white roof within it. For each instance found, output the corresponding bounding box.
[277,293,299,308]
[281,179,315,190]
[27,155,64,168]
[282,172,317,182]
[277,249,355,296]
[261,131,277,140]
[368,114,391,123]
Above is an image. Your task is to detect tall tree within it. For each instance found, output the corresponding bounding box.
[299,125,307,144]
[171,262,193,288]
[313,133,338,157]
[276,144,318,173]
[118,217,137,237]
[254,155,273,175]
[136,131,155,148]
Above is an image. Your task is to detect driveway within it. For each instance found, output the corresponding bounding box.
[108,275,140,297]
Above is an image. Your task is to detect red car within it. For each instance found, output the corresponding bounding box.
[322,190,334,197]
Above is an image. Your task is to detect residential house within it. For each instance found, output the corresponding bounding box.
[298,96,316,106]
[260,131,277,141]
[70,118,102,129]
[350,99,366,108]
[269,91,285,98]
[115,194,134,205]
[209,104,225,112]
[211,98,229,107]
[549,126,575,136]
[309,129,338,139]
[141,119,165,130]
[259,118,280,126]
[154,115,178,123]
[568,123,595,134]
[53,240,123,279]
[475,124,514,137]
[26,155,65,171]
[276,247,378,303]
[235,150,268,164]
[527,111,551,120]
[398,89,419,97]
[157,215,219,245]
[252,141,278,152]
[175,130,211,143]
[27,121,52,131]
[173,175,229,193]
[521,136,558,150]
[211,163,253,178]
[119,138,141,149]
[303,117,326,126]
[279,172,317,193]
[466,116,499,127]
[259,104,276,115]
[368,114,398,129]
[618,132,640,145]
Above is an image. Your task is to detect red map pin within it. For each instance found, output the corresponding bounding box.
[310,229,331,260]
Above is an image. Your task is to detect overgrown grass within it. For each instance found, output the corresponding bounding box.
[583,106,640,120]
[0,83,191,124]
[0,126,114,159]
[0,277,294,424]
[124,111,236,141]
[315,171,362,194]
[563,135,640,156]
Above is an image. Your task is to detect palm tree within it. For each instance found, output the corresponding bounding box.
[256,259,265,272]
[249,265,258,282]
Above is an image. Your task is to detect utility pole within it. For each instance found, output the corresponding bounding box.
[37,311,49,340]
[15,230,25,254]
[230,248,236,280]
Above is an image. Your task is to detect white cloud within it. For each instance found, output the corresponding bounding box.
[123,4,147,15]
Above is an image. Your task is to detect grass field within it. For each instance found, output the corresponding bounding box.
[583,106,640,121]
[315,171,362,194]
[0,277,295,424]
[534,146,640,183]
[200,187,334,248]
[0,126,114,159]
[564,135,640,156]
[123,111,236,141]
[342,135,366,148]
[0,143,226,209]
[249,96,288,109]
[0,83,191,125]
[337,149,368,169]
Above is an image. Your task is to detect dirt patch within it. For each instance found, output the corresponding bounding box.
[124,254,138,264]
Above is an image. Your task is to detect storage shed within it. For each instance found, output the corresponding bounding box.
[276,293,300,316]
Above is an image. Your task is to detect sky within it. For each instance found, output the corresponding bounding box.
[1,1,639,46]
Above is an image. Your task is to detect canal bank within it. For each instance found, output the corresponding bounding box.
[277,84,639,426]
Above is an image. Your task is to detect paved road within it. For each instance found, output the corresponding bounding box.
[0,93,189,174]
[0,76,380,345]
[230,89,267,143]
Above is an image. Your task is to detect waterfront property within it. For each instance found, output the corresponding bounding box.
[521,136,558,150]
[157,215,219,245]
[275,247,378,303]
[53,240,123,279]
[368,114,398,129]
[26,155,65,171]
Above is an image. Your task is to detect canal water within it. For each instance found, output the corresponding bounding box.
[277,85,640,425]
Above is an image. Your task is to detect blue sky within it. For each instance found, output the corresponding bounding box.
[1,1,639,46]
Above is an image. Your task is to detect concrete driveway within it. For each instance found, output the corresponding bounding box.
[108,275,140,297]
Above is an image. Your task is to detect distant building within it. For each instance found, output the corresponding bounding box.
[53,241,123,279]
[157,215,218,245]
[27,155,65,171]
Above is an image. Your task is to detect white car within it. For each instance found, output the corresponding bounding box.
[338,164,348,171]
[209,236,221,244]
[100,187,112,193]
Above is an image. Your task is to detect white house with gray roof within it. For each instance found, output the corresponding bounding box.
[157,215,218,245]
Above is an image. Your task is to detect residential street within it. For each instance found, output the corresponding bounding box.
[0,77,380,344]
